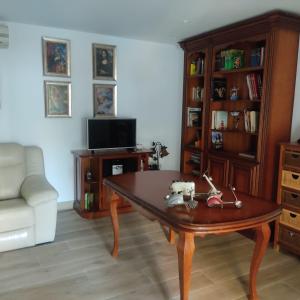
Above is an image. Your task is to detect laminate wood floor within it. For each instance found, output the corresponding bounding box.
[0,210,299,300]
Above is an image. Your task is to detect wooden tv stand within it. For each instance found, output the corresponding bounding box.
[72,149,151,219]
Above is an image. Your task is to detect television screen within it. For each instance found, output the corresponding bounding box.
[87,118,136,150]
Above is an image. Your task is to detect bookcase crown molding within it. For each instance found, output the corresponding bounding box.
[179,10,300,51]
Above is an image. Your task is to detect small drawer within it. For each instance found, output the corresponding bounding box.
[280,209,300,230]
[279,225,300,249]
[282,170,300,191]
[282,189,300,209]
[284,151,300,168]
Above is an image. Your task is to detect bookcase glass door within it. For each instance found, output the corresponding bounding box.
[209,36,266,160]
[182,49,207,176]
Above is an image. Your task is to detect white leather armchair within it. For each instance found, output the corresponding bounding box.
[0,143,58,252]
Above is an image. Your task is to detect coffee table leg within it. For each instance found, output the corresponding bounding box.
[177,231,195,300]
[249,223,271,300]
[109,190,120,258]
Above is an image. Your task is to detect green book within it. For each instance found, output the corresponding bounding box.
[89,193,94,210]
[84,193,88,210]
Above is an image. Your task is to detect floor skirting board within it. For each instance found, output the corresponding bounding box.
[57,200,73,211]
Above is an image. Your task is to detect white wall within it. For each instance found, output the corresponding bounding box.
[0,47,12,140]
[0,22,184,203]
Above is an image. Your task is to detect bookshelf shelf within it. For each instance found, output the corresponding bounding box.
[184,145,202,152]
[211,99,261,103]
[180,11,300,199]
[187,102,203,106]
[209,150,257,161]
[85,180,98,184]
[210,99,261,112]
[187,126,202,129]
[186,160,201,165]
[211,129,258,135]
[188,74,205,79]
[213,66,263,76]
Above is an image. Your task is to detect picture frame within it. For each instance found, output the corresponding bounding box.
[93,43,116,80]
[93,83,116,117]
[44,81,71,117]
[42,37,71,77]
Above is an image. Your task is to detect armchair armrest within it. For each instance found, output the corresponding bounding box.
[21,175,58,207]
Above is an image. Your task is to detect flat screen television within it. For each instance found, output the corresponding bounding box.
[87,118,136,150]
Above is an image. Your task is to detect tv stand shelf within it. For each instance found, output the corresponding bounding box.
[72,149,151,219]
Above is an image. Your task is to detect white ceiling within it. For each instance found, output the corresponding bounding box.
[0,0,300,44]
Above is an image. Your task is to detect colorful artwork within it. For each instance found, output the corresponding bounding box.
[93,84,116,116]
[93,44,116,80]
[45,81,71,117]
[211,131,223,150]
[43,37,71,77]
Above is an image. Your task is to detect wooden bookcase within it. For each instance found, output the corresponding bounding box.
[180,10,300,200]
[274,143,300,255]
[72,149,150,219]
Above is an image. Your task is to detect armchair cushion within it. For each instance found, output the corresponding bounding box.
[0,198,34,233]
[0,144,25,200]
[20,175,58,207]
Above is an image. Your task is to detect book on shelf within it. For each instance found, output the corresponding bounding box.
[192,86,203,101]
[225,49,244,69]
[190,152,201,164]
[215,51,224,71]
[211,131,223,150]
[238,152,256,159]
[187,107,201,127]
[246,73,263,100]
[250,47,265,67]
[250,111,259,133]
[190,60,197,75]
[211,110,228,130]
[84,192,94,211]
[190,56,205,75]
[195,57,205,75]
[215,49,244,70]
[261,47,265,67]
[244,110,259,133]
[211,78,227,100]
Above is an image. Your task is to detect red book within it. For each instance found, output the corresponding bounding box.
[257,74,263,98]
[251,73,258,100]
[246,75,253,100]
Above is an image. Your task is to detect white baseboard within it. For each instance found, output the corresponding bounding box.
[57,200,73,211]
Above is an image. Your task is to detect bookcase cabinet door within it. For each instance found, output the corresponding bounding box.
[229,161,258,195]
[207,155,228,187]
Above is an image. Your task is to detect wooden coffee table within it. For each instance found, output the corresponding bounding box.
[103,171,281,300]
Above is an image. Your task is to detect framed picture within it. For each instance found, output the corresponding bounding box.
[93,43,116,80]
[44,81,71,117]
[93,83,116,117]
[42,37,71,77]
